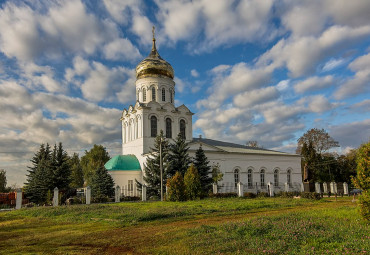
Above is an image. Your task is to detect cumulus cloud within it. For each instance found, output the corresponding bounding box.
[294,75,334,94]
[330,119,370,149]
[103,38,142,61]
[233,86,279,108]
[191,69,199,78]
[334,53,370,99]
[350,99,370,113]
[322,58,345,72]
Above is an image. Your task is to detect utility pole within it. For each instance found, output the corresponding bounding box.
[160,137,163,201]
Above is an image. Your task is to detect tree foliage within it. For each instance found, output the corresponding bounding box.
[90,166,115,199]
[140,130,170,198]
[184,164,201,200]
[193,146,212,195]
[296,128,339,155]
[211,163,223,184]
[166,171,186,201]
[352,141,370,220]
[81,144,110,185]
[168,133,191,177]
[0,169,7,193]
[51,142,71,191]
[69,153,84,188]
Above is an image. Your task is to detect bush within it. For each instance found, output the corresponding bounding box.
[243,192,257,198]
[257,192,269,198]
[166,172,186,202]
[209,192,237,198]
[184,164,201,200]
[121,196,140,201]
[276,191,298,198]
[92,194,110,203]
[300,192,321,200]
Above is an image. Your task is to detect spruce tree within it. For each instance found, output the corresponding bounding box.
[140,130,170,198]
[90,166,115,198]
[69,153,84,188]
[168,133,191,177]
[193,146,212,195]
[51,142,71,191]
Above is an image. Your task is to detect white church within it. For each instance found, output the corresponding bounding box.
[105,31,303,195]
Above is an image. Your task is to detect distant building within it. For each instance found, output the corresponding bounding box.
[105,30,302,195]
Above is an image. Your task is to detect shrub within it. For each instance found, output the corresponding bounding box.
[276,191,297,198]
[121,196,140,201]
[166,172,186,202]
[257,192,269,198]
[184,164,201,200]
[209,192,237,198]
[243,192,257,198]
[300,192,321,200]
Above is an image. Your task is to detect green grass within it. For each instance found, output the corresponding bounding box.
[0,197,368,254]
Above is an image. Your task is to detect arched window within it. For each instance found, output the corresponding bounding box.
[247,169,253,187]
[162,88,166,101]
[166,118,172,138]
[234,169,240,188]
[180,119,186,139]
[143,88,146,102]
[169,89,173,103]
[150,116,157,137]
[287,169,291,187]
[274,169,279,187]
[152,87,156,101]
[260,169,265,187]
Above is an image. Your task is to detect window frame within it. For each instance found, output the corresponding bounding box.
[150,116,157,137]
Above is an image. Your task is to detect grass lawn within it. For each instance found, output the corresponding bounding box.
[0,197,368,254]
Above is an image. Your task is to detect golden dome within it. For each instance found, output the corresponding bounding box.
[135,28,174,80]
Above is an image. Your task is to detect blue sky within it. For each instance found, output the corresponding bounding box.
[0,0,369,186]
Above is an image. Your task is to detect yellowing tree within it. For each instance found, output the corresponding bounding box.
[184,164,201,200]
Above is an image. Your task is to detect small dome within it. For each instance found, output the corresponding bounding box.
[136,29,174,80]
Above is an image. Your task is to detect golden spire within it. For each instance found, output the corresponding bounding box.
[151,26,157,56]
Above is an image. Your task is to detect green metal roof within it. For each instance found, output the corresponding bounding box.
[105,155,141,171]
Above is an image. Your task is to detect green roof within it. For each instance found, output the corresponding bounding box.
[105,155,141,171]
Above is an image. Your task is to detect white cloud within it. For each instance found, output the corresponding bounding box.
[330,119,370,149]
[191,69,199,78]
[350,99,370,113]
[307,95,334,113]
[233,86,279,108]
[294,75,334,94]
[334,53,370,99]
[276,80,290,91]
[103,38,142,62]
[322,58,345,72]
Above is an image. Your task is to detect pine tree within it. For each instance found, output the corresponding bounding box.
[140,130,170,198]
[166,171,186,201]
[90,166,115,199]
[168,133,191,177]
[184,164,201,200]
[0,169,7,193]
[193,146,212,195]
[51,142,71,191]
[69,153,84,188]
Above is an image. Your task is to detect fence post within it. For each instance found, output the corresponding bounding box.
[16,188,22,210]
[285,182,289,192]
[315,182,321,193]
[142,185,147,201]
[115,185,120,203]
[213,183,218,194]
[53,187,59,207]
[267,182,274,197]
[330,182,335,194]
[237,182,243,197]
[300,183,304,192]
[86,186,91,205]
[323,182,328,193]
[343,182,349,195]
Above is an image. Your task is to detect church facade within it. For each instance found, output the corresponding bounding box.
[105,32,303,195]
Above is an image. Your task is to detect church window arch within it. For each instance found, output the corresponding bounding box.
[150,116,157,137]
[274,169,279,187]
[287,169,292,187]
[247,168,253,187]
[165,118,172,138]
[162,88,166,101]
[180,119,186,139]
[152,87,156,101]
[143,88,146,102]
[260,169,265,187]
[234,168,240,188]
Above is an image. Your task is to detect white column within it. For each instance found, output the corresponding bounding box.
[285,182,289,192]
[213,183,218,194]
[268,182,274,197]
[86,186,91,205]
[300,183,304,192]
[323,182,328,193]
[330,182,335,194]
[237,182,243,197]
[53,187,59,207]
[142,185,147,201]
[343,182,349,195]
[115,185,120,203]
[15,188,22,210]
[315,182,321,193]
